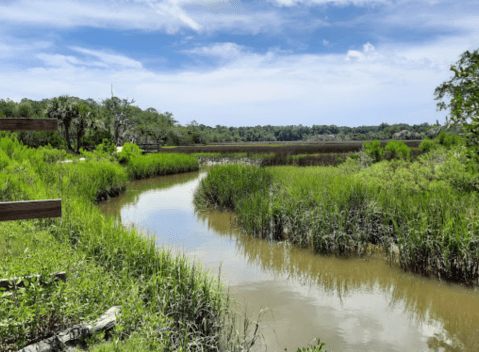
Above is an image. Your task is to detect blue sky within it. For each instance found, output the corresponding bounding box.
[1,0,478,128]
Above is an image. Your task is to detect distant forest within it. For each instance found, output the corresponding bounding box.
[0,95,462,152]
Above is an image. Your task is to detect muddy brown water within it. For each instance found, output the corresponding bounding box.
[97,168,479,352]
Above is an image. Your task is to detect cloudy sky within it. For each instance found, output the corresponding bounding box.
[1,0,478,128]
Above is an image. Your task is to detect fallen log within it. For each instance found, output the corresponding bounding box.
[18,306,121,352]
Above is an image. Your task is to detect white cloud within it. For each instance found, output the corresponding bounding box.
[36,53,86,68]
[181,42,246,59]
[34,47,143,70]
[69,47,143,69]
[0,35,53,59]
[0,0,199,33]
[0,0,282,35]
[140,0,202,32]
[267,0,390,7]
[322,39,329,47]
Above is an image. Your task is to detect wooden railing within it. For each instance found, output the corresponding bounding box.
[136,143,161,153]
[0,118,66,290]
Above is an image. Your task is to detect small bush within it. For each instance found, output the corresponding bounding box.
[37,144,67,164]
[116,143,143,164]
[419,137,437,152]
[363,139,384,163]
[82,129,113,150]
[437,130,447,145]
[95,138,117,156]
[384,140,411,162]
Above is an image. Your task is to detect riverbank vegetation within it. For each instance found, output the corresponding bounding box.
[194,131,479,287]
[0,136,277,352]
[157,141,428,168]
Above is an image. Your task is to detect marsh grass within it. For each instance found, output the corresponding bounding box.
[0,137,273,352]
[191,148,427,168]
[125,152,199,180]
[193,164,273,211]
[155,141,422,156]
[194,137,479,287]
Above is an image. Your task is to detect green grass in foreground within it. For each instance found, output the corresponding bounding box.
[194,138,479,286]
[0,137,328,352]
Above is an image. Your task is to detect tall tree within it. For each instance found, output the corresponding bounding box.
[434,48,479,172]
[70,100,107,153]
[44,95,79,150]
[101,85,138,146]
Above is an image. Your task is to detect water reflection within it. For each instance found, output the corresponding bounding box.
[98,168,479,352]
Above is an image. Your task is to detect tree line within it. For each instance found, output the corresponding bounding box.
[0,94,455,151]
[0,48,477,158]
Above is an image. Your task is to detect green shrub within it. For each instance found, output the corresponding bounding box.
[419,131,466,154]
[0,134,22,159]
[95,138,117,156]
[116,142,143,164]
[419,136,438,152]
[463,145,479,176]
[440,132,466,149]
[363,139,384,163]
[437,130,447,145]
[82,129,113,150]
[384,140,411,162]
[77,139,119,163]
[37,144,67,164]
[0,148,10,171]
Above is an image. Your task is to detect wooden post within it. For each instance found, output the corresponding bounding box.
[0,199,61,221]
[0,119,62,221]
[0,117,66,287]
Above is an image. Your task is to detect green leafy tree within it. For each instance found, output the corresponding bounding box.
[0,98,17,117]
[16,101,35,118]
[434,48,479,174]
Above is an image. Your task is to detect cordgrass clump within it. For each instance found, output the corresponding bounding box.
[194,164,273,211]
[125,152,199,180]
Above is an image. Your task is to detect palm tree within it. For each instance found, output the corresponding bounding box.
[44,95,79,150]
[71,101,108,153]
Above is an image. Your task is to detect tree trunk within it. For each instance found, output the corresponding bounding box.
[65,124,73,150]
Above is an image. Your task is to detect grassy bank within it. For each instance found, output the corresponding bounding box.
[194,135,479,287]
[0,137,273,352]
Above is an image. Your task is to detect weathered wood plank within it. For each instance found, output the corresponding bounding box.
[0,199,62,221]
[0,272,67,291]
[0,118,58,131]
[18,306,122,352]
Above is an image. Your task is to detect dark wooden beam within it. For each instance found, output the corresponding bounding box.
[0,199,62,221]
[0,118,58,131]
